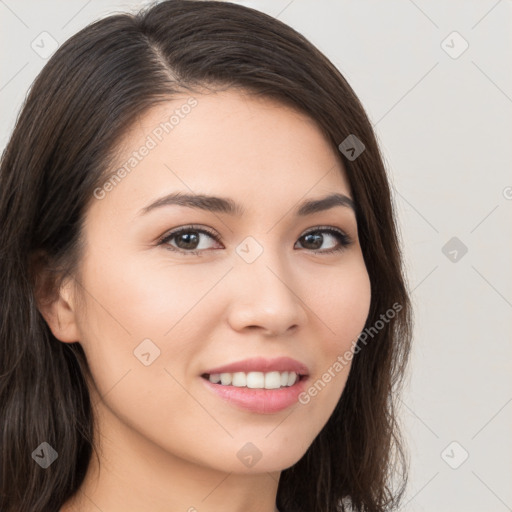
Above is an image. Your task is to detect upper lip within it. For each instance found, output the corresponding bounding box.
[203,357,309,376]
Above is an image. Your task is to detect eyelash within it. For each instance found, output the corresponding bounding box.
[158,224,352,256]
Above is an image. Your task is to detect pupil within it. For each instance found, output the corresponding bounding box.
[178,232,199,249]
[304,233,322,249]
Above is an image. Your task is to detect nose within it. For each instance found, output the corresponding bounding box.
[226,252,308,337]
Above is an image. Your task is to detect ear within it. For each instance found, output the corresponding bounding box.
[31,251,81,343]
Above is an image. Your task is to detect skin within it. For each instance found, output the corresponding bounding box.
[39,88,372,512]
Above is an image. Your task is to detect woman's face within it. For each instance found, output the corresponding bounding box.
[65,89,371,473]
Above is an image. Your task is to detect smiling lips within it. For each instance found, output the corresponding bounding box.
[201,356,310,414]
[202,356,309,388]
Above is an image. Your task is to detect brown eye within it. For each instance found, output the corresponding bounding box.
[160,226,221,256]
[296,228,352,254]
[159,225,352,256]
[173,231,201,250]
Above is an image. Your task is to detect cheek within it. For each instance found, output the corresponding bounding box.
[78,248,221,338]
[313,259,372,353]
[295,261,371,419]
[73,253,204,437]
[74,252,230,391]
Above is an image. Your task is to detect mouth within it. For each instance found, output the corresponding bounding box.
[200,371,309,414]
[201,370,307,389]
[199,357,310,414]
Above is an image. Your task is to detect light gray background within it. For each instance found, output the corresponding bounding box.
[1,1,511,510]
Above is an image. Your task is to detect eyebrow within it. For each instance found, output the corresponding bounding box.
[138,191,356,217]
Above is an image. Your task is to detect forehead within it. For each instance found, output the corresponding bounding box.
[92,88,352,220]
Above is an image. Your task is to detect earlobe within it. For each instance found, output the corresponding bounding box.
[39,279,80,343]
[31,255,80,343]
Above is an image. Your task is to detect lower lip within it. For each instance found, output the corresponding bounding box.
[201,376,308,414]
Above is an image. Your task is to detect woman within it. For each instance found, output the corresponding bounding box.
[0,1,412,511]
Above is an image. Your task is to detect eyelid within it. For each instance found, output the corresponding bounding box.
[302,225,346,236]
[157,224,221,246]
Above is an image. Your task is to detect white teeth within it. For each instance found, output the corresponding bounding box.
[208,371,300,389]
[265,371,281,389]
[232,372,246,387]
[246,372,264,388]
[220,373,232,385]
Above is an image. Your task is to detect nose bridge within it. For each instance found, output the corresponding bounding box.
[227,234,307,334]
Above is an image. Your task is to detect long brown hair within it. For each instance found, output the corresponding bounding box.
[0,1,412,510]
